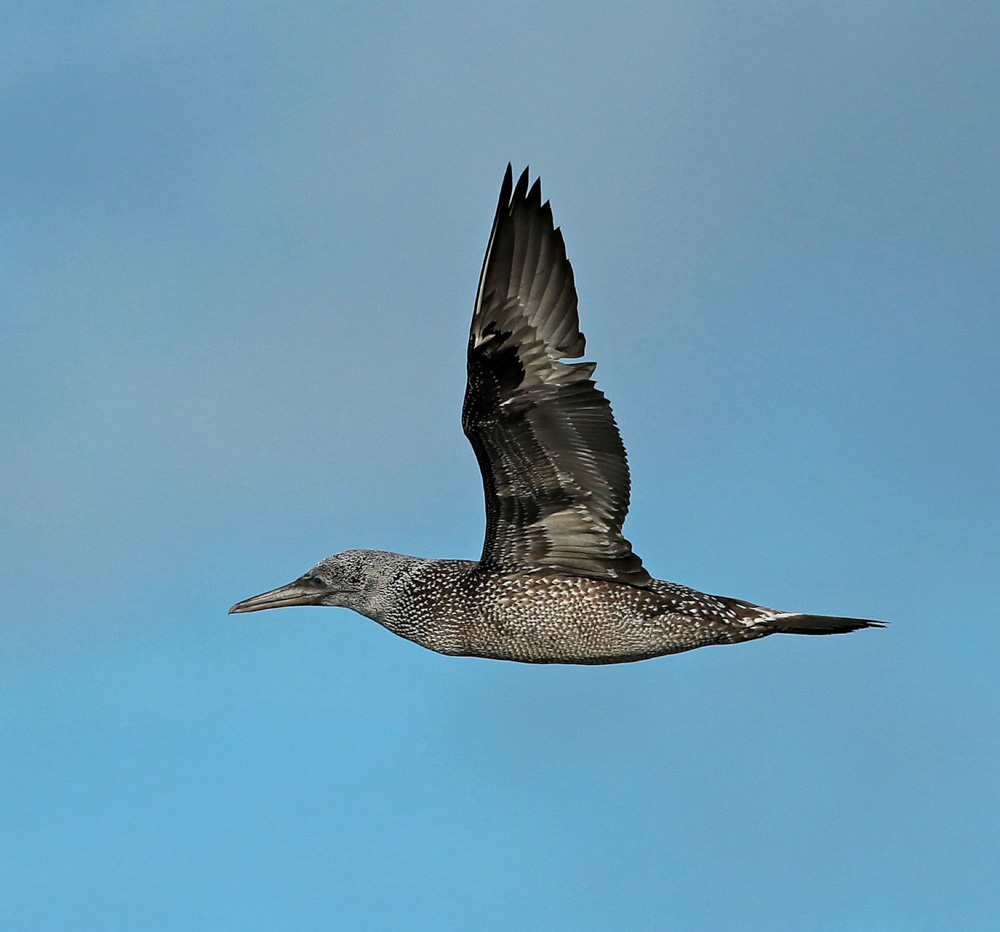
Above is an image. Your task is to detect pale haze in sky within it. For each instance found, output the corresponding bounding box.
[3,2,998,929]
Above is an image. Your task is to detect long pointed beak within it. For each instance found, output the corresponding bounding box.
[229,580,323,614]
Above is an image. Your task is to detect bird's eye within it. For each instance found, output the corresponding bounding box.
[307,575,326,588]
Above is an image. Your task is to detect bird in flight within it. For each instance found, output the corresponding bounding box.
[230,166,882,664]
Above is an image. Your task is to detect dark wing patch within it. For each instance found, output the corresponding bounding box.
[462,166,650,587]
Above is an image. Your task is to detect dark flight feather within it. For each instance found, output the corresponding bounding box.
[462,166,651,587]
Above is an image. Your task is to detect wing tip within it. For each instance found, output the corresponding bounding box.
[511,165,531,207]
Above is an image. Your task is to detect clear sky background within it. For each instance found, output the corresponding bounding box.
[3,2,998,929]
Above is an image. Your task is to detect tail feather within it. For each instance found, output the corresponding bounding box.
[765,613,886,636]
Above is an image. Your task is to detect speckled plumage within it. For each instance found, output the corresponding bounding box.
[230,166,883,664]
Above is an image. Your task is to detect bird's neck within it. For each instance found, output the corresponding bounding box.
[362,556,477,656]
[352,551,444,622]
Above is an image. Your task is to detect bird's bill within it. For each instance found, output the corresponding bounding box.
[229,580,322,614]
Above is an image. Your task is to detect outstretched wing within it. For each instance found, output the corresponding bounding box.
[462,166,650,587]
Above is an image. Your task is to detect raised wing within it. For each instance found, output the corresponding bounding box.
[461,166,650,587]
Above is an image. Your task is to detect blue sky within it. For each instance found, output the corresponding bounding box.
[3,2,998,928]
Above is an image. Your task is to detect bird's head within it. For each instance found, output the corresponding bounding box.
[229,549,395,617]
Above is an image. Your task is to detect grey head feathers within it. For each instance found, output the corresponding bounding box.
[230,550,429,621]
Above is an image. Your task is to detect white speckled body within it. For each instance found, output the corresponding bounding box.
[231,549,879,663]
[371,557,773,664]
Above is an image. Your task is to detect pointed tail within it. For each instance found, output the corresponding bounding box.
[764,613,886,636]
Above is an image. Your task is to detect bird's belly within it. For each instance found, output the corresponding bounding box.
[456,575,719,664]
